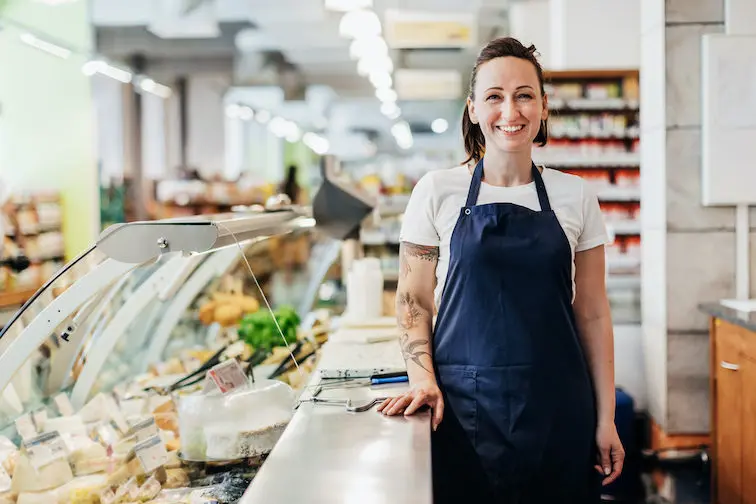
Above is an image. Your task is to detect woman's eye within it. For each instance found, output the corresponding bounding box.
[485,95,500,101]
[517,94,533,100]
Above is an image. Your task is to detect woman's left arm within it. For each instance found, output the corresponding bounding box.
[573,245,625,486]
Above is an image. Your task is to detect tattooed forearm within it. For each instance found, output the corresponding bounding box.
[400,333,432,373]
[400,242,439,278]
[398,292,423,330]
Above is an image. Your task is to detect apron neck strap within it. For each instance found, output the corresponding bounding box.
[465,159,552,212]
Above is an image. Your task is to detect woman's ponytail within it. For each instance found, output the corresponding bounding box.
[461,106,485,166]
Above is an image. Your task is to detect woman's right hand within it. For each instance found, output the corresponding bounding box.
[376,380,445,431]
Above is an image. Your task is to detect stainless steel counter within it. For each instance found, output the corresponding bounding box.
[241,334,433,504]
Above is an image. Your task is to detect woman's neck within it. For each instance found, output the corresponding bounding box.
[480,149,533,187]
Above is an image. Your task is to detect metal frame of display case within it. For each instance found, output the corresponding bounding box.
[0,209,317,410]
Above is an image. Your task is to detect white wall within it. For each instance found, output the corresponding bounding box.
[187,74,230,178]
[508,0,552,69]
[550,0,640,70]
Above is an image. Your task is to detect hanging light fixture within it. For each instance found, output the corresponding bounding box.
[325,0,373,12]
[339,9,381,39]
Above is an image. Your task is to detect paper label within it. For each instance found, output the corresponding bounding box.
[207,359,248,394]
[128,417,159,442]
[15,414,37,441]
[134,435,168,473]
[23,431,68,470]
[31,408,48,432]
[104,394,129,434]
[54,393,75,417]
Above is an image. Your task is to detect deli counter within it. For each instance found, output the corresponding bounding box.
[0,205,431,504]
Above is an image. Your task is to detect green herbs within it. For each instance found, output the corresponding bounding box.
[238,306,300,352]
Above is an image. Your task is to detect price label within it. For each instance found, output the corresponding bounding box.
[207,359,248,395]
[54,393,75,417]
[134,435,168,474]
[15,414,37,441]
[127,417,159,443]
[31,408,48,432]
[103,395,129,434]
[23,431,68,470]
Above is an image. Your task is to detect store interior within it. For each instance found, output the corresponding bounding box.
[0,0,755,503]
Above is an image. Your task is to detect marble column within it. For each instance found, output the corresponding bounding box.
[641,0,756,433]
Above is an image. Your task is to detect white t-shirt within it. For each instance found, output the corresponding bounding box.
[399,166,610,307]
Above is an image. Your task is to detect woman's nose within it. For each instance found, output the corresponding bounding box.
[500,97,519,121]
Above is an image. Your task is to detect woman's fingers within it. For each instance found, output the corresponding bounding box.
[386,394,413,415]
[403,390,429,416]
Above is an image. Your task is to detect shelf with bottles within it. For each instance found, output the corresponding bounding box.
[1,191,65,306]
[536,69,640,167]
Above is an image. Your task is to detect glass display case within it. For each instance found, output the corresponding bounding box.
[0,207,348,417]
[0,208,350,503]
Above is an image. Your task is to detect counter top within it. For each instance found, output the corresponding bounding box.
[700,302,756,333]
[241,327,432,504]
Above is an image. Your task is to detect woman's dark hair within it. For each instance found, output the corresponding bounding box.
[461,37,548,165]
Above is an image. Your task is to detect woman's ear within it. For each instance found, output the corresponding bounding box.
[541,93,549,121]
[467,96,478,124]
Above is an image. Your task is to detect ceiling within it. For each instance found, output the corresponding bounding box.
[91,0,512,155]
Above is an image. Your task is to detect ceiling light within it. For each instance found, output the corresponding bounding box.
[391,120,413,150]
[19,33,71,59]
[239,107,254,121]
[138,77,172,98]
[339,10,382,39]
[285,122,301,142]
[268,117,289,137]
[349,36,388,60]
[255,110,271,124]
[357,55,393,76]
[369,71,392,89]
[431,118,449,134]
[325,0,373,11]
[381,101,400,117]
[303,132,330,155]
[225,104,242,118]
[376,88,397,103]
[81,60,132,83]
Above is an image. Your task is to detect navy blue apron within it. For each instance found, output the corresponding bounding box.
[431,159,601,503]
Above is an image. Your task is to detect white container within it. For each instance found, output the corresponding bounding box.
[346,257,384,321]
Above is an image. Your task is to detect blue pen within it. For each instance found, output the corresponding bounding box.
[371,375,409,385]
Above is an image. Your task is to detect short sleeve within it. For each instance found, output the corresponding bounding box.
[575,182,610,252]
[399,173,440,246]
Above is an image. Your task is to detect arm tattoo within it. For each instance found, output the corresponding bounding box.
[400,242,439,277]
[400,333,432,373]
[397,292,422,330]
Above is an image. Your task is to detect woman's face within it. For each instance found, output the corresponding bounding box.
[467,56,548,155]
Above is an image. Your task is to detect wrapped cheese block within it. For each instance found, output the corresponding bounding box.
[42,416,87,437]
[11,452,74,493]
[55,474,109,504]
[177,379,294,461]
[17,490,58,504]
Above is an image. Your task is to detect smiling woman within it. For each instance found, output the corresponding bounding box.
[378,36,624,504]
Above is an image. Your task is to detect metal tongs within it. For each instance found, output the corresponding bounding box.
[305,396,390,413]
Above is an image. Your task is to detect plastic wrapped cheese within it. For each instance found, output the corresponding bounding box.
[11,452,74,493]
[17,490,58,504]
[55,474,109,504]
[42,416,87,437]
[177,379,294,460]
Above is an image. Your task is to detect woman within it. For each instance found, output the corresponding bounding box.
[377,37,624,503]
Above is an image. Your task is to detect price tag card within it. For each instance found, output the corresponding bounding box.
[207,359,248,395]
[127,417,159,443]
[23,431,68,470]
[134,435,168,474]
[103,395,129,434]
[14,414,37,441]
[53,393,75,417]
[31,408,48,432]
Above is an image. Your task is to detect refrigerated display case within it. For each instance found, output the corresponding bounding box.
[0,208,348,503]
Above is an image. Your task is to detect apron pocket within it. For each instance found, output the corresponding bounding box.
[436,364,477,446]
[474,365,535,489]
